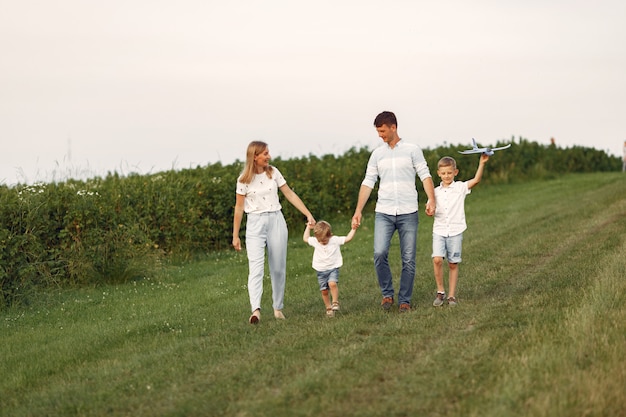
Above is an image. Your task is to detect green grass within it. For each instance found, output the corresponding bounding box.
[1,173,625,417]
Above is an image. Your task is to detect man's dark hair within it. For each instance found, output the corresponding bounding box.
[374,111,397,128]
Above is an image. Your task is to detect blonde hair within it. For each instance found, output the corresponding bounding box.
[313,220,332,244]
[438,156,457,169]
[238,141,274,184]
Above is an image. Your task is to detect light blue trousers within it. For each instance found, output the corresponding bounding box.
[245,211,288,312]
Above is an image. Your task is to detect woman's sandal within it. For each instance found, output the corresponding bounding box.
[249,309,260,324]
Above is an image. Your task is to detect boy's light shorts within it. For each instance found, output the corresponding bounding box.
[432,233,463,263]
[316,267,339,291]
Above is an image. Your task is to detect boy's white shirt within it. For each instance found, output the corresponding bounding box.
[236,167,286,214]
[307,236,347,271]
[433,180,471,237]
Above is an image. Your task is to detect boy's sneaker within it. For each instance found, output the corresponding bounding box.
[381,297,394,311]
[433,292,446,307]
[326,307,335,318]
[331,301,340,312]
[447,296,458,306]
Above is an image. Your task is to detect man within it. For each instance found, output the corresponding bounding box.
[352,111,436,312]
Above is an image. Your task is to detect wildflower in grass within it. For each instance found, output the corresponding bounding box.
[76,190,100,197]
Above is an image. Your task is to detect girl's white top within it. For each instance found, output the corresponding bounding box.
[307,236,347,272]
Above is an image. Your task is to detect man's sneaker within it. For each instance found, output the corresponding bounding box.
[433,292,446,307]
[399,303,411,313]
[447,296,458,306]
[381,297,394,311]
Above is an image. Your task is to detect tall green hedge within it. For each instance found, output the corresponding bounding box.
[0,139,621,307]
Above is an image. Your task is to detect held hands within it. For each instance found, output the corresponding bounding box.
[351,212,362,229]
[425,199,436,217]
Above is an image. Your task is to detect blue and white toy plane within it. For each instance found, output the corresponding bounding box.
[458,138,511,156]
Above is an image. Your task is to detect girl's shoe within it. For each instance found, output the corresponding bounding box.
[447,296,458,306]
[433,292,446,307]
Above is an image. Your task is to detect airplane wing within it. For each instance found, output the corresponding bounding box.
[490,144,511,151]
[459,142,511,155]
[459,138,487,154]
[458,148,487,154]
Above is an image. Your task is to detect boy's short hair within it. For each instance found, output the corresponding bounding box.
[438,156,457,169]
[374,111,397,128]
[314,221,332,243]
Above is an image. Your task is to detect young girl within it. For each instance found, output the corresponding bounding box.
[233,141,316,324]
[303,220,356,317]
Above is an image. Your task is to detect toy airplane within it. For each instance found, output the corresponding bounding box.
[458,138,511,156]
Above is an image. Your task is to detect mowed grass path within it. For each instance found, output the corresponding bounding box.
[1,173,625,417]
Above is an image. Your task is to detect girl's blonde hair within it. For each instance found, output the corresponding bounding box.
[238,141,274,184]
[314,220,332,244]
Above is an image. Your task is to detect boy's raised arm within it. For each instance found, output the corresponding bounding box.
[303,223,311,244]
[467,154,490,190]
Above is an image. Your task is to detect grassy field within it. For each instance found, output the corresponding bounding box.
[1,173,625,417]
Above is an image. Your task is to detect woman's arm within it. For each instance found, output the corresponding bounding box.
[279,183,315,226]
[232,193,245,251]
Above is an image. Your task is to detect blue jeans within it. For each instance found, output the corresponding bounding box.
[316,268,339,291]
[374,211,418,305]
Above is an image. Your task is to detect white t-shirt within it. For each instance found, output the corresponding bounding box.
[307,235,347,272]
[432,180,471,237]
[236,167,287,214]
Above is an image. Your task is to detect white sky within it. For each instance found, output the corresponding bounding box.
[2,0,625,185]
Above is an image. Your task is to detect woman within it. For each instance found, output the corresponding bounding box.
[232,141,315,324]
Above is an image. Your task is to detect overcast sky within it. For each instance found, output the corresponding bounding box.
[2,0,625,186]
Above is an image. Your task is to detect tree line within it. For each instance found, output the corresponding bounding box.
[0,137,621,307]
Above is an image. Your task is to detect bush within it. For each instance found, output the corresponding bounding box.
[0,140,621,307]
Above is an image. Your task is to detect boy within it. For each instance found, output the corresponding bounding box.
[304,221,356,317]
[432,154,489,307]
